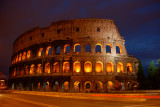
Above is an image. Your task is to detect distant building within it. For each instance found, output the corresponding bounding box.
[8,19,138,92]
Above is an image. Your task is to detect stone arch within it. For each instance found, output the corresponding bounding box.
[84,81,92,92]
[62,81,69,92]
[95,43,102,53]
[117,62,123,73]
[74,81,80,92]
[85,44,91,53]
[44,63,50,73]
[53,62,60,73]
[46,46,52,55]
[37,64,42,74]
[16,55,18,62]
[84,61,92,73]
[22,52,26,60]
[27,50,31,59]
[106,44,112,53]
[95,81,103,93]
[38,48,44,57]
[107,81,113,92]
[30,64,35,74]
[13,68,16,76]
[95,61,103,72]
[127,63,132,73]
[63,61,70,73]
[64,44,70,54]
[43,81,49,91]
[25,65,29,75]
[19,53,22,61]
[52,81,59,92]
[74,43,81,53]
[106,62,114,72]
[73,61,81,73]
[116,45,122,54]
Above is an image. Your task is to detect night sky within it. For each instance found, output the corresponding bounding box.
[0,0,160,77]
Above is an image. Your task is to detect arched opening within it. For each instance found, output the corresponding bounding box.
[43,81,49,91]
[53,81,59,92]
[85,81,91,93]
[30,64,35,74]
[74,81,80,92]
[107,81,113,91]
[117,62,123,73]
[20,68,24,76]
[19,53,22,61]
[63,61,70,73]
[64,44,70,54]
[38,48,44,57]
[56,46,61,55]
[106,44,112,53]
[22,52,26,60]
[95,61,103,72]
[46,46,52,55]
[13,68,16,76]
[74,44,81,53]
[25,66,29,75]
[45,63,50,73]
[116,45,122,54]
[27,50,31,59]
[63,81,69,92]
[73,61,81,73]
[127,63,132,73]
[107,62,114,72]
[95,81,103,93]
[16,55,18,62]
[85,45,91,53]
[37,64,42,74]
[95,43,102,53]
[53,62,60,73]
[37,82,41,91]
[84,61,92,73]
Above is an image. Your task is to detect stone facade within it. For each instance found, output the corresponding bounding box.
[8,19,138,92]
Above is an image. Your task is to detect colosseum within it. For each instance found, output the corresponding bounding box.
[8,18,138,93]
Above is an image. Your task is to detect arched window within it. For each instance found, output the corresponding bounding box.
[64,44,70,54]
[85,45,91,52]
[25,65,29,75]
[56,46,61,55]
[95,43,102,53]
[45,63,50,73]
[73,61,81,73]
[38,48,44,57]
[27,50,31,59]
[20,68,24,76]
[127,63,132,73]
[53,62,60,73]
[117,62,123,73]
[84,61,92,73]
[13,68,16,76]
[30,64,35,74]
[74,44,81,53]
[106,44,112,53]
[46,46,52,55]
[95,61,103,72]
[63,61,70,73]
[106,62,114,72]
[16,55,18,62]
[116,45,122,54]
[37,64,42,74]
[22,52,26,60]
[63,81,69,91]
[19,53,22,61]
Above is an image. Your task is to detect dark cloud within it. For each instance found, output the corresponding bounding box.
[0,0,160,77]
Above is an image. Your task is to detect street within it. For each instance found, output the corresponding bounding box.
[0,91,160,107]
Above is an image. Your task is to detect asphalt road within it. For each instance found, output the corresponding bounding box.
[0,91,160,107]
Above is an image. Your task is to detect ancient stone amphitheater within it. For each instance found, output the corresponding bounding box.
[9,19,138,93]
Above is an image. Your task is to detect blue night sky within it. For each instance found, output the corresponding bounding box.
[0,0,160,77]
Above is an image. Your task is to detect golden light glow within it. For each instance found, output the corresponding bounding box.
[84,61,92,73]
[45,63,50,73]
[107,62,114,72]
[63,62,70,72]
[73,61,81,73]
[117,62,123,73]
[22,52,26,60]
[13,68,16,76]
[95,61,103,72]
[19,53,22,61]
[16,55,18,62]
[127,63,132,73]
[25,66,29,75]
[64,81,69,90]
[37,64,42,74]
[38,48,43,57]
[27,50,31,59]
[95,43,102,53]
[30,64,35,74]
[108,81,113,90]
[74,43,81,52]
[46,46,52,55]
[116,45,122,54]
[53,62,60,73]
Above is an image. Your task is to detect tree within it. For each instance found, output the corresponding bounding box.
[137,60,145,89]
